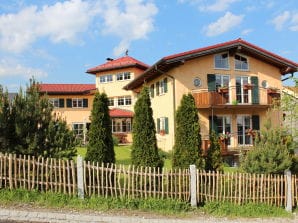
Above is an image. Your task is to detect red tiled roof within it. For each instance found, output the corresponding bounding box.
[164,38,298,66]
[86,56,149,74]
[109,108,134,118]
[39,84,96,94]
[124,38,298,90]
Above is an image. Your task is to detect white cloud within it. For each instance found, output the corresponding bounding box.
[200,0,239,12]
[205,12,244,36]
[0,59,47,79]
[241,28,253,35]
[272,11,290,31]
[178,0,238,12]
[100,0,158,56]
[0,0,96,53]
[289,13,298,31]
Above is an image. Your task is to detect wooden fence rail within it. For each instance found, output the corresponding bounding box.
[0,153,297,208]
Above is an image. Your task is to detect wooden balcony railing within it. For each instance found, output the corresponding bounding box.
[192,87,280,108]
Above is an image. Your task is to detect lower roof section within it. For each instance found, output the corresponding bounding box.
[109,108,134,118]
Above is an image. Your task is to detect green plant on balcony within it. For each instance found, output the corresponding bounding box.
[232,100,238,105]
[219,132,231,141]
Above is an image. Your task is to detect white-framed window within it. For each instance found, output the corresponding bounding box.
[99,75,113,83]
[116,96,131,106]
[217,116,232,145]
[125,96,132,105]
[156,78,168,96]
[117,97,125,106]
[235,54,249,70]
[157,117,169,134]
[72,98,83,108]
[237,115,252,145]
[49,98,59,108]
[108,98,115,106]
[112,118,132,133]
[236,76,250,104]
[116,72,131,81]
[72,123,84,138]
[214,52,229,69]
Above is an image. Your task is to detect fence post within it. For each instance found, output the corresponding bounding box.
[285,170,292,212]
[77,155,84,199]
[8,154,12,190]
[189,164,197,207]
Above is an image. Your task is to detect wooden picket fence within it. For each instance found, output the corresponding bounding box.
[0,153,297,208]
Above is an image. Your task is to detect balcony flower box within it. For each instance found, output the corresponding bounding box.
[219,132,230,141]
[243,84,253,90]
[217,86,229,93]
[267,87,278,94]
[159,129,166,136]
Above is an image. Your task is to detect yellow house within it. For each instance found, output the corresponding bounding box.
[124,38,298,164]
[39,84,96,144]
[86,55,149,143]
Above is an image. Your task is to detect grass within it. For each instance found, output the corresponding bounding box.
[77,145,172,169]
[0,189,294,218]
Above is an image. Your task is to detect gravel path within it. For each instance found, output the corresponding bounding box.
[0,207,297,223]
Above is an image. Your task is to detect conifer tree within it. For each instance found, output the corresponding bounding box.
[205,131,223,171]
[85,91,115,164]
[172,93,204,169]
[241,125,292,174]
[131,86,163,168]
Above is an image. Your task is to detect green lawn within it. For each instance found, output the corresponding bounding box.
[76,145,172,169]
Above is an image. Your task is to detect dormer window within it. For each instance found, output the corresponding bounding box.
[235,54,248,70]
[214,53,229,69]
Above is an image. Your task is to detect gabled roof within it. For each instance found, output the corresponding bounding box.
[109,108,134,118]
[124,38,298,90]
[86,55,149,74]
[39,84,96,95]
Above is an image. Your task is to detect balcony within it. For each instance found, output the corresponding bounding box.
[192,86,280,109]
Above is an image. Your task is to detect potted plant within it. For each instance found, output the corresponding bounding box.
[217,86,229,93]
[243,83,253,90]
[267,87,278,94]
[159,129,166,136]
[219,132,230,141]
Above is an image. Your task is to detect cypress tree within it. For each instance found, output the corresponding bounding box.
[172,93,205,169]
[131,86,163,168]
[85,91,115,164]
[205,131,223,171]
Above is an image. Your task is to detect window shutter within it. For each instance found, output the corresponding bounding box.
[150,84,154,98]
[207,74,216,92]
[252,115,260,130]
[83,99,88,108]
[251,76,259,104]
[59,98,64,108]
[156,82,160,95]
[66,99,72,108]
[164,78,168,93]
[157,118,160,133]
[165,117,169,134]
[209,115,218,134]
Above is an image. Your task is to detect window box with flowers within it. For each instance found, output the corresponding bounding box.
[219,132,230,141]
[159,129,166,136]
[217,86,229,93]
[243,83,253,90]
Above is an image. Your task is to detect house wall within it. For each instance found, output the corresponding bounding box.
[146,53,284,151]
[96,67,145,112]
[47,94,93,127]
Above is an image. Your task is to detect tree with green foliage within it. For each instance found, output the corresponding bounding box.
[85,91,115,164]
[0,86,16,153]
[131,86,163,168]
[205,131,223,171]
[172,93,205,169]
[0,79,77,159]
[241,121,292,174]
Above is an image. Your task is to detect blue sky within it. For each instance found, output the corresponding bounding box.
[0,0,297,92]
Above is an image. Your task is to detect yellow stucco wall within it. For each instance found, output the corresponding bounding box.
[48,94,93,127]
